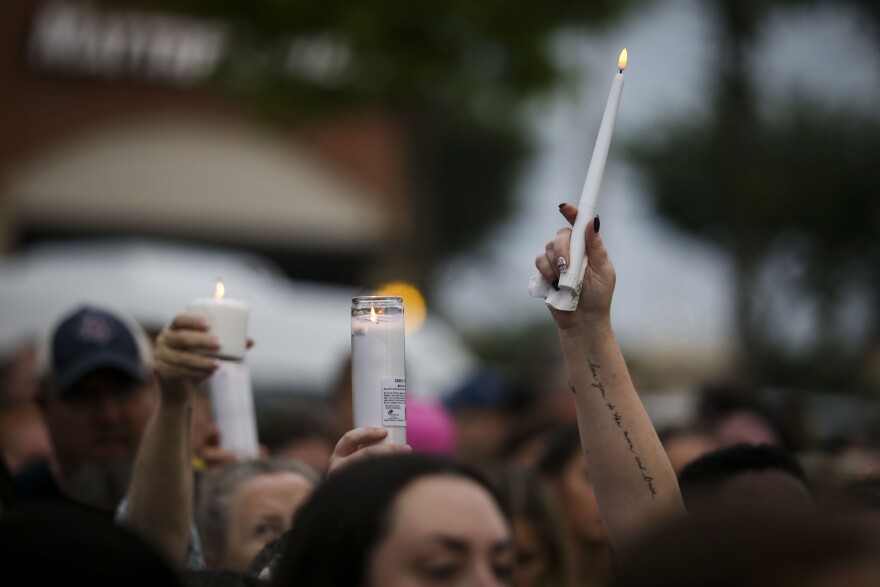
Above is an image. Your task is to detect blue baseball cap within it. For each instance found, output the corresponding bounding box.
[39,306,152,394]
[443,371,511,414]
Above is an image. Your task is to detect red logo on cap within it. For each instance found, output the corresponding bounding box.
[77,313,114,345]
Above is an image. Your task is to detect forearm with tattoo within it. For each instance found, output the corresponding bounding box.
[572,359,658,498]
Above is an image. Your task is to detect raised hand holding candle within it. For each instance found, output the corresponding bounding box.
[186,280,256,458]
[187,279,250,361]
[351,296,406,445]
[533,48,628,311]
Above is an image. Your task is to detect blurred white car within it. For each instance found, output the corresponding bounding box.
[0,240,476,398]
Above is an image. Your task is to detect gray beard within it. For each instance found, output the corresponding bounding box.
[67,459,134,511]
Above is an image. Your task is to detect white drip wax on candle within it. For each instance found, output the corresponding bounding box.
[535,48,628,312]
[351,297,407,445]
[208,361,260,459]
[187,279,250,361]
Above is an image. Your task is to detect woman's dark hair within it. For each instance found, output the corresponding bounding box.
[678,443,806,507]
[536,424,582,478]
[272,453,503,587]
[481,464,568,587]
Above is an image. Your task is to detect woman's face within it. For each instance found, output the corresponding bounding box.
[220,471,314,571]
[369,475,515,587]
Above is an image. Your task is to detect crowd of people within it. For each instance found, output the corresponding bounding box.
[2,204,880,586]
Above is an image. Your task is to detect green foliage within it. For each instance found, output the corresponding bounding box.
[630,0,880,390]
[111,0,640,262]
[411,111,529,258]
[630,102,880,257]
[138,0,634,103]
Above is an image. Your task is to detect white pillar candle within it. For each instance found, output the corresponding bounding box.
[351,296,406,445]
[208,361,259,459]
[187,280,250,361]
[552,48,628,308]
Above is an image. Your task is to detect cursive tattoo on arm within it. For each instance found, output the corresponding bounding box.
[572,359,658,499]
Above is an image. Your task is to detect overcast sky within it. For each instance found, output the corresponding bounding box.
[434,0,880,356]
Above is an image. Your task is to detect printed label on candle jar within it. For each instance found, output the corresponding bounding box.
[381,377,407,427]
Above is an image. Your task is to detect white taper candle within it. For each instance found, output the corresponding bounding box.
[557,48,627,296]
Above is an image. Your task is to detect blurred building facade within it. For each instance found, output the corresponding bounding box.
[0,0,414,285]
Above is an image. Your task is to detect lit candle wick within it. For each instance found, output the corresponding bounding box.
[370,306,378,323]
[215,279,225,302]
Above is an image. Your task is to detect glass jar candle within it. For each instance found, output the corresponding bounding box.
[351,296,406,445]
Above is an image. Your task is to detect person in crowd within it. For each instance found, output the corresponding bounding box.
[245,426,414,578]
[13,305,158,515]
[799,435,880,502]
[697,383,797,449]
[0,505,184,587]
[196,459,318,571]
[535,203,880,575]
[120,313,407,569]
[613,507,880,586]
[0,341,51,473]
[257,397,341,475]
[119,311,226,566]
[443,370,522,463]
[483,463,570,587]
[537,425,609,587]
[533,204,686,558]
[678,443,812,514]
[501,418,561,468]
[191,384,239,473]
[657,426,719,476]
[0,342,39,402]
[244,426,413,580]
[531,205,880,585]
[0,400,52,474]
[518,344,579,425]
[273,453,515,587]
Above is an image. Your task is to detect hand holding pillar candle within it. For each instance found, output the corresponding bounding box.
[530,48,628,311]
[351,296,407,445]
[187,280,250,361]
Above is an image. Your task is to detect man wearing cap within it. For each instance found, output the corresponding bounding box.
[13,305,158,515]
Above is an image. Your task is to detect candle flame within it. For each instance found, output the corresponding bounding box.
[214,279,225,301]
[618,48,628,71]
[370,306,378,323]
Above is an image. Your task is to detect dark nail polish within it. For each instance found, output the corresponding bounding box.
[552,279,560,291]
[594,214,601,233]
[558,203,567,209]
